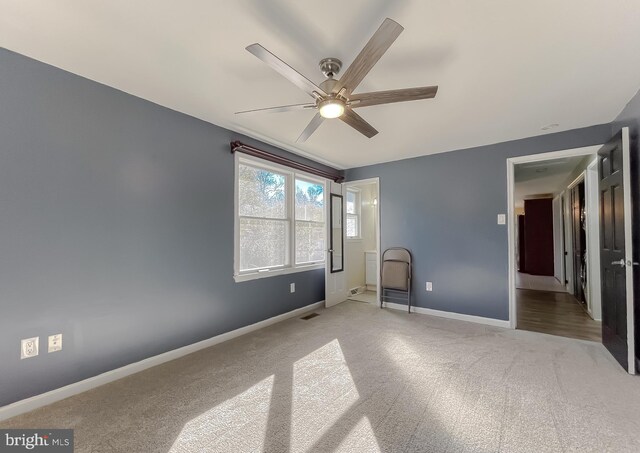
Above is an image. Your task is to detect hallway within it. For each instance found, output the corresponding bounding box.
[516,288,601,342]
[516,272,567,292]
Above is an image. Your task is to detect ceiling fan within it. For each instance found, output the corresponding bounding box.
[236,18,439,142]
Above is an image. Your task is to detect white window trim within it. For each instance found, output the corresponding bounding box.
[234,153,327,283]
[346,188,362,240]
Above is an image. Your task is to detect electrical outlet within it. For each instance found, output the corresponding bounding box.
[426,282,433,291]
[21,337,39,359]
[290,283,295,293]
[48,333,63,353]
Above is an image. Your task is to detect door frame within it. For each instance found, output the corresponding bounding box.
[507,145,602,329]
[585,160,602,320]
[621,128,635,373]
[344,177,381,305]
[552,194,565,285]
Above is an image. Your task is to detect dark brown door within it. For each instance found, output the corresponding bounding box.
[523,198,554,276]
[560,195,568,285]
[518,215,526,272]
[599,129,635,373]
[572,182,586,304]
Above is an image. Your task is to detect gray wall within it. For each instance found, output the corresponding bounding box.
[346,124,612,320]
[611,88,640,364]
[0,49,332,407]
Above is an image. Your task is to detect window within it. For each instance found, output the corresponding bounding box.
[346,189,361,239]
[235,155,326,281]
[237,163,289,271]
[295,178,325,265]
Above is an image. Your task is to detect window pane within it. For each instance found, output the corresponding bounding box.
[346,214,358,238]
[296,221,325,264]
[240,218,288,271]
[295,179,324,222]
[239,164,287,219]
[346,191,357,214]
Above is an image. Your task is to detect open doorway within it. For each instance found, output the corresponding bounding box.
[508,146,602,341]
[344,178,380,305]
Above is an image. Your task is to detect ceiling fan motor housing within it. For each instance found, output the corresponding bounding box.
[319,78,340,95]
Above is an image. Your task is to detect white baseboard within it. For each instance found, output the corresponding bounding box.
[0,301,325,422]
[382,302,511,328]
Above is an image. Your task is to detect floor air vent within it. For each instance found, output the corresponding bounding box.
[300,313,319,320]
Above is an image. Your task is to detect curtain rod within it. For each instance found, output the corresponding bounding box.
[230,141,344,182]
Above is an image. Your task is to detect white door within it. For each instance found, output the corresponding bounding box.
[325,181,347,307]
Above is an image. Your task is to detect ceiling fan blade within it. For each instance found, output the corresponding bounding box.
[333,18,404,95]
[340,108,378,138]
[246,44,327,98]
[235,103,315,114]
[297,113,325,142]
[349,86,438,108]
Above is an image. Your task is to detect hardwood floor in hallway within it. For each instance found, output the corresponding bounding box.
[516,288,601,342]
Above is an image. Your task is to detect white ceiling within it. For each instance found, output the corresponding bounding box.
[514,154,594,208]
[2,0,640,169]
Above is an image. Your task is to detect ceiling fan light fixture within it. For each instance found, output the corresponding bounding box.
[318,99,345,119]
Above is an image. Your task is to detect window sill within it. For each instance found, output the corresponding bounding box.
[234,263,325,283]
[346,237,363,242]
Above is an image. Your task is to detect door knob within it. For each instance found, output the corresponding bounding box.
[611,259,626,267]
[328,249,334,253]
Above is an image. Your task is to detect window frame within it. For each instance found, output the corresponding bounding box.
[346,188,362,240]
[234,153,327,282]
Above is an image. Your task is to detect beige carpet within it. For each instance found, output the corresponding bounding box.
[2,301,640,452]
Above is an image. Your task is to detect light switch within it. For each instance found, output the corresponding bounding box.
[48,334,62,353]
[497,214,506,225]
